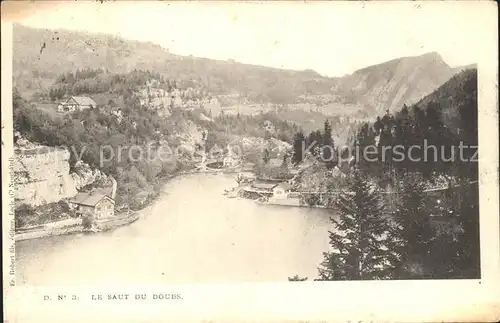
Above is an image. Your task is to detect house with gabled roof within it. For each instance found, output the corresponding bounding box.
[251,182,278,192]
[58,96,97,112]
[68,191,115,219]
[272,182,291,198]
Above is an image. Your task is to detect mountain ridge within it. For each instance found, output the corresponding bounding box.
[330,51,458,113]
[13,24,471,114]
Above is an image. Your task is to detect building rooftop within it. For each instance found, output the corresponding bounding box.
[66,96,97,107]
[251,182,278,190]
[277,182,291,191]
[69,191,113,207]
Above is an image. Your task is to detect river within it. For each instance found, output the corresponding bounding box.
[16,173,336,285]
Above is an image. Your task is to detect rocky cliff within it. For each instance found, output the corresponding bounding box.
[330,52,457,114]
[14,140,107,207]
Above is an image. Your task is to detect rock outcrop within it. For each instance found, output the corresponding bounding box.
[14,146,77,207]
[14,141,106,207]
[71,160,108,189]
[169,120,206,160]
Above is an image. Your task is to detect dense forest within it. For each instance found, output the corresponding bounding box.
[289,68,479,280]
[290,69,478,183]
[13,69,299,210]
[353,68,478,183]
[36,68,206,103]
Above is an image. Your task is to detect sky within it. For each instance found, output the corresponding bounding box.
[9,1,495,77]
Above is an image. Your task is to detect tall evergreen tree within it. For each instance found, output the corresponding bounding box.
[453,182,480,278]
[426,180,480,279]
[307,130,323,157]
[390,173,435,278]
[263,148,270,164]
[292,131,306,165]
[317,171,397,280]
[322,119,335,167]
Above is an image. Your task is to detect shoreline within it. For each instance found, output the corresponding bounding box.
[14,165,252,242]
[14,210,141,242]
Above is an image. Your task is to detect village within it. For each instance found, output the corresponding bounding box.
[15,88,468,242]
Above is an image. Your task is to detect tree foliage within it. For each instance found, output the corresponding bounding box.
[353,69,478,183]
[389,173,435,278]
[317,171,397,280]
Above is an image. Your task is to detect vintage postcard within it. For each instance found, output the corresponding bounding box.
[2,1,499,322]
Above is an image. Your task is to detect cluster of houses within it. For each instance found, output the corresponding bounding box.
[296,93,338,105]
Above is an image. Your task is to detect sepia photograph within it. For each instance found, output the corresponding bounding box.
[2,1,499,322]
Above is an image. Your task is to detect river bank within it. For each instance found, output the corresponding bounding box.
[14,210,141,242]
[16,173,333,285]
[14,163,254,242]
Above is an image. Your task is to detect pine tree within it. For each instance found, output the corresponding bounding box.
[323,119,333,146]
[390,173,435,278]
[453,182,480,278]
[322,119,335,167]
[263,148,270,164]
[49,88,56,102]
[306,130,323,157]
[292,131,305,165]
[426,180,480,279]
[317,171,397,280]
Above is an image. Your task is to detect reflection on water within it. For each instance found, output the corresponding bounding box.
[16,173,335,285]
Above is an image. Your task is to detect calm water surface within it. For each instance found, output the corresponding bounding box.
[16,173,335,285]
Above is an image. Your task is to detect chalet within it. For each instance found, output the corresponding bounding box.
[268,182,300,206]
[58,96,97,112]
[68,177,117,220]
[68,192,115,219]
[272,182,291,198]
[250,182,278,193]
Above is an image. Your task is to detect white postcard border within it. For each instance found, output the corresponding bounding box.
[2,2,499,322]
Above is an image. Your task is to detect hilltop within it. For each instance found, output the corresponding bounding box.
[413,67,477,139]
[13,24,333,103]
[329,52,458,113]
[13,24,469,114]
